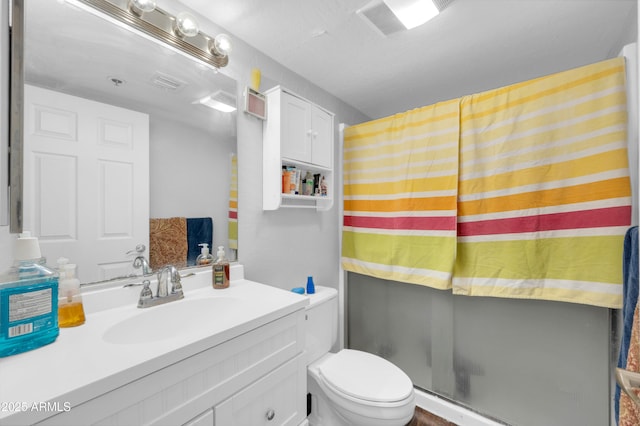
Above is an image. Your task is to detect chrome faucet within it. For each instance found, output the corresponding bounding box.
[133,255,153,276]
[137,265,184,308]
[128,244,153,276]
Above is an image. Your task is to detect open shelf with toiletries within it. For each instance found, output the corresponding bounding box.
[263,86,334,211]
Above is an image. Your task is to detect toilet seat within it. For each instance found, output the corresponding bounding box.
[317,349,413,404]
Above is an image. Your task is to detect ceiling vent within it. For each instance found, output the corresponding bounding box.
[357,0,454,36]
[150,71,187,91]
[357,1,405,37]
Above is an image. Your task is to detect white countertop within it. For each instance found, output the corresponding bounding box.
[0,266,308,424]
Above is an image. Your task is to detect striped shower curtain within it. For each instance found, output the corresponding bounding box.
[342,99,460,290]
[343,57,631,308]
[228,153,238,250]
[454,57,630,308]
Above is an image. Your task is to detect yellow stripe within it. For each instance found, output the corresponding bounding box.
[461,58,624,122]
[342,259,452,290]
[345,100,460,146]
[459,149,630,195]
[460,129,625,177]
[345,196,457,212]
[461,111,625,166]
[345,159,459,182]
[452,284,621,309]
[345,174,458,196]
[458,177,631,216]
[342,231,456,272]
[453,235,624,284]
[344,132,458,161]
[461,92,625,142]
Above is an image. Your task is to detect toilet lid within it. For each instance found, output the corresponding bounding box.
[318,349,413,403]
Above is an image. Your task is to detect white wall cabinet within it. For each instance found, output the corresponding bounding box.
[263,86,335,210]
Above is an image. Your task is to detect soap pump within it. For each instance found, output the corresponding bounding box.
[196,243,213,266]
[57,263,85,327]
[212,246,230,289]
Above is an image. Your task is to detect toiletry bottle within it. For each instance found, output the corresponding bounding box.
[320,176,328,196]
[306,276,315,294]
[58,264,85,327]
[0,232,59,357]
[196,243,213,266]
[212,246,230,289]
[304,171,314,196]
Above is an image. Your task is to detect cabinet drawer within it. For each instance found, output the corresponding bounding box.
[214,353,307,426]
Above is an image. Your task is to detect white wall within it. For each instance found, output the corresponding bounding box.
[160,3,370,292]
[149,116,235,253]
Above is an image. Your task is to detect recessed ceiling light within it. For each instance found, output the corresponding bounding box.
[383,0,439,29]
[196,90,237,113]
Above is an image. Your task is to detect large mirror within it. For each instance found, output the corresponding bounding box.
[20,0,238,284]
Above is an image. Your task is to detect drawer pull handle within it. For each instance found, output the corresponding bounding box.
[265,409,275,421]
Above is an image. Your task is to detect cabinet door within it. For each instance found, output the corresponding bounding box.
[310,106,333,169]
[214,354,306,426]
[281,92,312,163]
[184,408,214,426]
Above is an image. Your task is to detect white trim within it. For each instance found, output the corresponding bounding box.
[338,123,347,350]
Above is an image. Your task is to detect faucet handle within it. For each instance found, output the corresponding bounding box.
[137,280,153,307]
[171,274,183,296]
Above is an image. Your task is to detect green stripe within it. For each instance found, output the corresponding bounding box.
[342,231,456,273]
[454,236,624,284]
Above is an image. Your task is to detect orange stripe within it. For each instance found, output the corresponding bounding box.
[458,177,631,216]
[345,196,457,212]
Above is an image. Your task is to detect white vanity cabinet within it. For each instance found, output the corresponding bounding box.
[33,308,306,426]
[263,86,335,210]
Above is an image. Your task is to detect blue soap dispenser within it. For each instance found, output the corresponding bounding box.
[306,276,315,294]
[0,232,59,357]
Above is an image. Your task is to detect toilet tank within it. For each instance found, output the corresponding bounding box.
[305,286,338,364]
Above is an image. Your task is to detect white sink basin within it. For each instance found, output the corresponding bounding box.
[103,297,239,344]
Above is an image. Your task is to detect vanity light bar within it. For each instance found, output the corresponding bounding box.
[73,0,229,69]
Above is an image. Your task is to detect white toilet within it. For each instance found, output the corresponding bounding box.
[304,286,415,426]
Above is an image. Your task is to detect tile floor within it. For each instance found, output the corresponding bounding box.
[407,406,457,426]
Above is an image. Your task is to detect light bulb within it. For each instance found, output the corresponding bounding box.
[129,0,156,15]
[175,12,200,38]
[211,33,232,57]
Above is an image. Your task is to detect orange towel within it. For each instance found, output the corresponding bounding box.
[149,217,188,270]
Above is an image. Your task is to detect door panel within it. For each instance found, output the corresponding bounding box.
[24,85,149,282]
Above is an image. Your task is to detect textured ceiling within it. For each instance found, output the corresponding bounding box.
[180,0,637,119]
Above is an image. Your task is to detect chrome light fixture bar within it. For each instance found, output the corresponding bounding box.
[75,0,231,69]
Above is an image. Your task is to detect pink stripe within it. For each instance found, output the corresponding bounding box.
[344,215,457,231]
[228,211,238,219]
[457,206,631,236]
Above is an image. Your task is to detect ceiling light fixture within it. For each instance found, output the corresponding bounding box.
[174,11,199,38]
[68,0,231,69]
[196,91,237,113]
[383,0,439,29]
